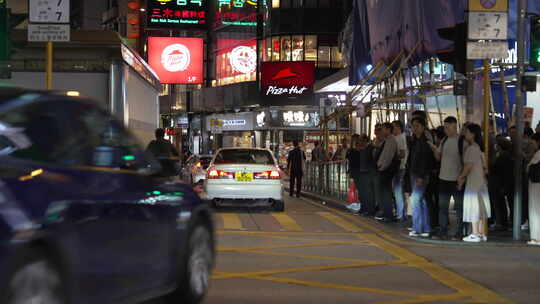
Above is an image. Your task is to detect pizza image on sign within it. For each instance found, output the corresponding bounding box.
[230,46,257,74]
[148,37,203,84]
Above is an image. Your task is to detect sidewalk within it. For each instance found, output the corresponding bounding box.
[290,187,532,247]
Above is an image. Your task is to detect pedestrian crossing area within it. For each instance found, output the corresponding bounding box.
[214,211,362,233]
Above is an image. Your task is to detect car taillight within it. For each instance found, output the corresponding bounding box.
[254,170,281,180]
[207,168,234,179]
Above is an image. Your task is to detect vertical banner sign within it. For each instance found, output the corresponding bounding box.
[148,37,204,84]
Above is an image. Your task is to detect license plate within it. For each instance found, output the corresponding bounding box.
[235,172,253,182]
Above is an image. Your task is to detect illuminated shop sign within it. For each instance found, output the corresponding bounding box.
[148,37,204,84]
[147,0,208,28]
[261,62,315,98]
[216,39,257,85]
[223,119,246,126]
[282,111,320,127]
[215,0,257,27]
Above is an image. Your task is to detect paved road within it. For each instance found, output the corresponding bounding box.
[147,195,540,304]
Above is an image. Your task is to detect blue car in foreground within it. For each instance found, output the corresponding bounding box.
[0,88,215,304]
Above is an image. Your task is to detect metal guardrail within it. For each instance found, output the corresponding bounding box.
[303,160,348,201]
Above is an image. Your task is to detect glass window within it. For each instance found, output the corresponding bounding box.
[214,149,274,165]
[271,36,280,61]
[318,46,331,68]
[291,35,304,61]
[291,0,302,8]
[0,101,86,166]
[265,38,272,62]
[280,36,291,61]
[331,46,343,68]
[280,0,291,8]
[272,0,280,8]
[305,35,317,61]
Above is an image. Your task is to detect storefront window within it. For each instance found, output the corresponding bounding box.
[272,36,280,61]
[272,0,280,8]
[280,0,290,8]
[291,35,304,61]
[318,46,331,68]
[265,38,272,62]
[331,46,343,68]
[280,36,292,61]
[305,35,317,61]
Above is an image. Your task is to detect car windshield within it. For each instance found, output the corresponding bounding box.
[214,149,274,165]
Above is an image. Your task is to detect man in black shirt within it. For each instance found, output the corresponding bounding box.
[287,140,306,198]
[145,128,179,176]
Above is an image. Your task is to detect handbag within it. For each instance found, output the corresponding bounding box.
[529,162,540,183]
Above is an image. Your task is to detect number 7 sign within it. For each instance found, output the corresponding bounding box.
[29,0,70,24]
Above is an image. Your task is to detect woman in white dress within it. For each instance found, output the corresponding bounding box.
[527,133,540,246]
[458,123,491,242]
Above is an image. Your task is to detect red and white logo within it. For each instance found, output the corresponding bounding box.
[148,37,203,84]
[230,46,256,74]
[161,44,191,72]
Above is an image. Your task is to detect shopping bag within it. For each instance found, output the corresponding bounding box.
[348,182,358,204]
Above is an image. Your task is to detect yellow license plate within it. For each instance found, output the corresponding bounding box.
[235,172,253,182]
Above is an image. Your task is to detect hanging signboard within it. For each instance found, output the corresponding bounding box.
[469,0,508,12]
[29,0,70,23]
[214,0,258,27]
[261,62,315,98]
[467,41,508,59]
[147,0,208,28]
[468,11,508,40]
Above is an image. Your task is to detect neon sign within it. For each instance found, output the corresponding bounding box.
[147,0,208,28]
[215,0,258,27]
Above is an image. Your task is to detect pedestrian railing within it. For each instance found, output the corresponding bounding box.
[303,161,348,201]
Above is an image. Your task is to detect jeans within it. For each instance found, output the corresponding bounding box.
[289,173,302,196]
[438,179,464,236]
[411,175,430,234]
[354,172,376,215]
[393,169,406,219]
[376,171,394,219]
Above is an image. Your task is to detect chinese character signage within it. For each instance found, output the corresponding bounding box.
[215,0,258,27]
[147,0,208,28]
[148,37,204,84]
[216,39,257,85]
[282,110,320,127]
[261,62,315,98]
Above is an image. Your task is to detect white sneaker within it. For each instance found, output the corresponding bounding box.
[521,221,529,230]
[462,234,482,243]
[527,240,540,246]
[481,235,487,242]
[407,227,413,231]
[420,233,430,237]
[409,231,420,237]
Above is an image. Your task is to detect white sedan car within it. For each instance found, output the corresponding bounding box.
[205,148,285,211]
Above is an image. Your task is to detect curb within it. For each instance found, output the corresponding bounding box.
[289,188,532,248]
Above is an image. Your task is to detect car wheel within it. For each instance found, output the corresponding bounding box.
[273,200,285,212]
[169,223,214,304]
[4,251,66,304]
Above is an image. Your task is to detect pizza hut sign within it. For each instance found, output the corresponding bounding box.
[148,37,203,84]
[261,62,315,98]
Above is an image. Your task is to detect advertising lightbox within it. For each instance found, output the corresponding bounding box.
[216,39,257,85]
[261,61,315,97]
[148,37,204,84]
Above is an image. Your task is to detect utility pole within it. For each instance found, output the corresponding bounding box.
[513,0,527,241]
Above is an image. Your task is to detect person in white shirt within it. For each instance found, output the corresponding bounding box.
[392,120,408,221]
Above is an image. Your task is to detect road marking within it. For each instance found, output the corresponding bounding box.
[374,293,469,304]
[247,276,431,298]
[217,231,358,236]
[212,260,407,280]
[218,240,371,253]
[271,213,302,231]
[301,198,514,304]
[220,213,244,230]
[317,211,362,232]
[243,249,376,263]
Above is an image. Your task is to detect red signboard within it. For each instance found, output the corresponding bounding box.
[261,62,315,97]
[216,39,257,80]
[146,0,208,29]
[148,37,204,84]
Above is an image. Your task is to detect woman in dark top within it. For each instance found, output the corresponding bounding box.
[347,134,376,216]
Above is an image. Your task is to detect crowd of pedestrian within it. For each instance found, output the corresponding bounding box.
[343,111,540,245]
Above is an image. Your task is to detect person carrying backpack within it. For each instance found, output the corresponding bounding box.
[430,117,467,240]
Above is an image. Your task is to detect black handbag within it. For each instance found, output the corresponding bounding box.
[529,162,540,183]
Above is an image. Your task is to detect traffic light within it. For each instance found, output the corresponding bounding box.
[531,16,540,69]
[437,23,467,75]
